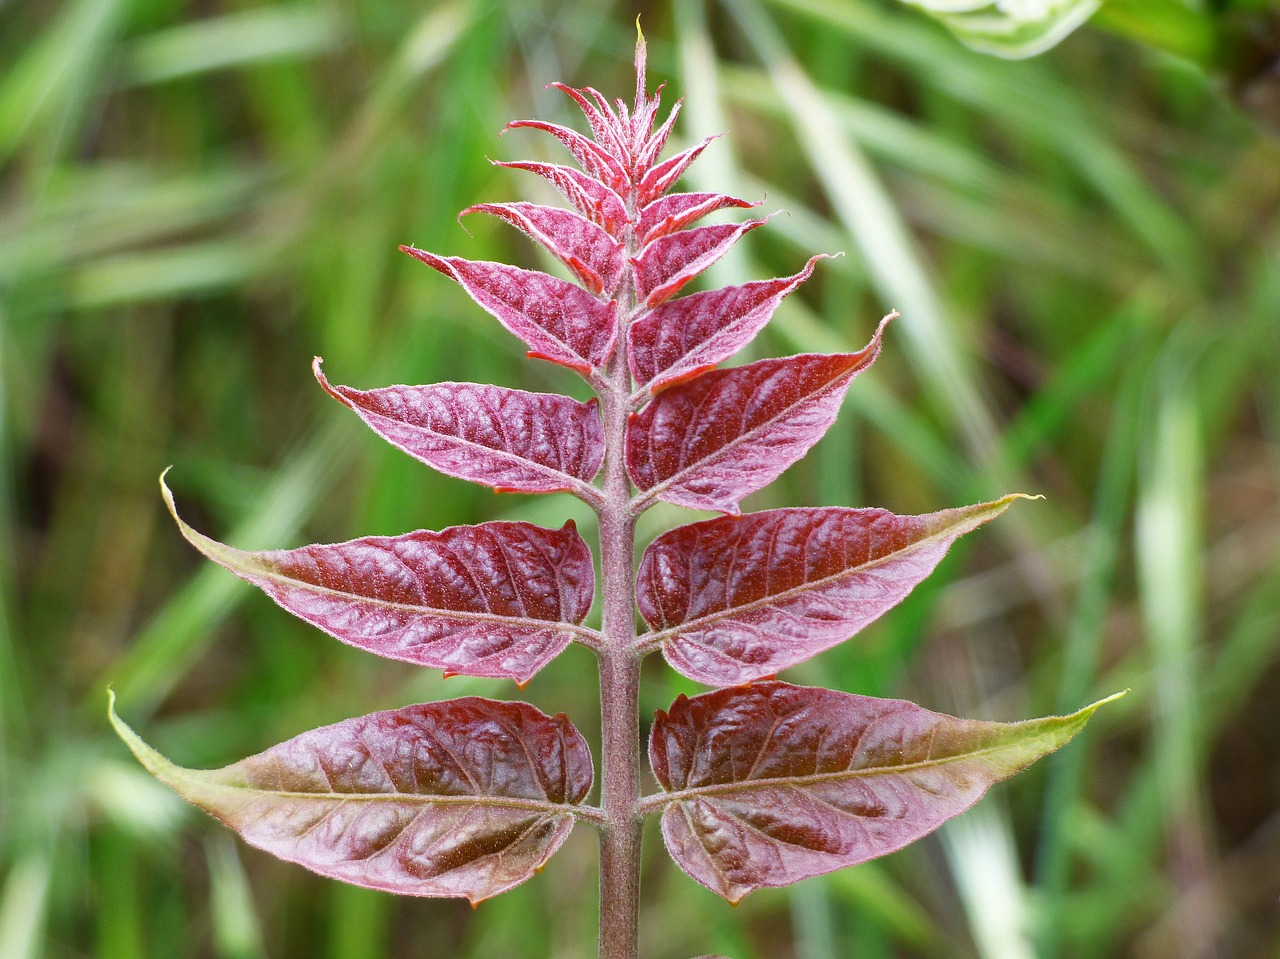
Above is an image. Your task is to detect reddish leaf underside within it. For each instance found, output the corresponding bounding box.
[161,475,595,683]
[636,496,1029,686]
[504,119,630,190]
[492,160,629,234]
[633,217,770,307]
[315,361,604,496]
[110,694,594,903]
[627,320,888,515]
[648,682,1119,903]
[628,256,832,394]
[399,249,617,376]
[461,202,625,296]
[635,192,757,245]
[635,136,715,205]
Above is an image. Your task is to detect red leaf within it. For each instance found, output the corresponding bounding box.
[628,256,830,393]
[636,136,716,205]
[461,202,624,296]
[110,694,595,903]
[398,250,617,376]
[633,218,770,307]
[636,192,758,246]
[314,362,603,496]
[635,98,682,172]
[637,497,1027,685]
[647,682,1118,902]
[627,323,887,515]
[493,160,628,233]
[161,476,596,682]
[504,119,629,189]
[550,82,627,159]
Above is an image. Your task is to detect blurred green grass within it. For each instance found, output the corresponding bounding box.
[2,0,1278,957]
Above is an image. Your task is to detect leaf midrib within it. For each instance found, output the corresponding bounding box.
[188,777,584,818]
[223,551,598,644]
[634,356,862,510]
[361,403,599,496]
[645,727,1069,808]
[638,512,988,651]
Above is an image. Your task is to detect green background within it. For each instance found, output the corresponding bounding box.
[3,0,1278,956]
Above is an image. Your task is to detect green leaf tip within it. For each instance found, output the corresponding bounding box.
[107,691,185,794]
[159,469,251,571]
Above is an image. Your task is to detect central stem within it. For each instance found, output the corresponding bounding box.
[597,377,641,959]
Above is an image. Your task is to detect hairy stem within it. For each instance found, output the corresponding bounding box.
[596,377,642,959]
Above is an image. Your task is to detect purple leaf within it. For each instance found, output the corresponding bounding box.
[627,322,888,515]
[110,693,595,903]
[315,361,604,497]
[460,202,624,296]
[399,250,617,377]
[550,82,627,159]
[633,218,770,307]
[628,256,832,394]
[636,136,715,205]
[647,682,1119,902]
[504,119,629,189]
[161,476,596,683]
[493,160,628,234]
[637,497,1028,685]
[636,192,758,246]
[634,98,682,172]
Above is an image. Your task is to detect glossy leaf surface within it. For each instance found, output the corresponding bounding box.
[315,362,603,496]
[399,249,617,375]
[634,218,770,307]
[627,323,887,515]
[629,256,830,393]
[637,496,1026,685]
[162,476,595,683]
[648,682,1117,902]
[110,693,594,903]
[461,202,624,296]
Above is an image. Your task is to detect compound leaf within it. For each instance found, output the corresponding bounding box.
[648,682,1120,902]
[315,362,604,497]
[162,475,595,683]
[110,693,595,904]
[637,496,1027,685]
